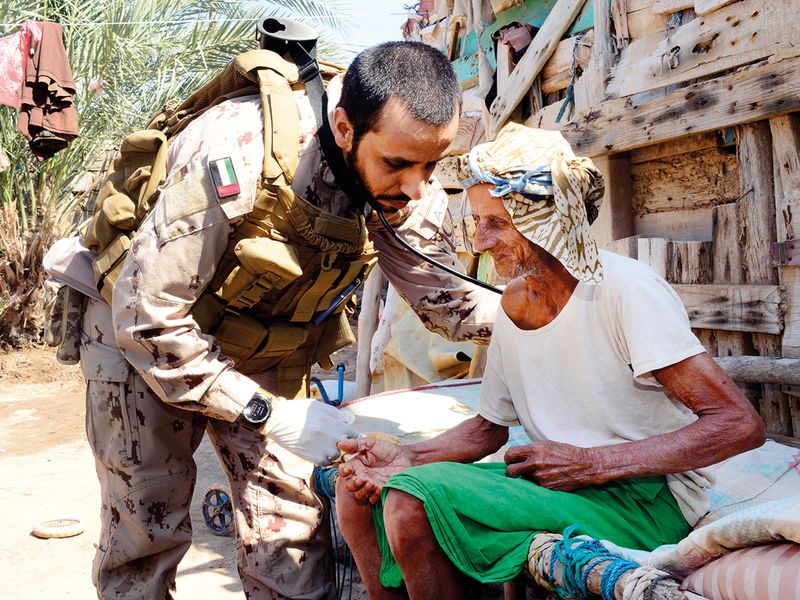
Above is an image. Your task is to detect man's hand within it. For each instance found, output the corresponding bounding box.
[337,437,413,504]
[504,441,602,491]
[262,398,361,466]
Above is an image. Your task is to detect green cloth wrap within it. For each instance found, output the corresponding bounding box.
[372,462,690,588]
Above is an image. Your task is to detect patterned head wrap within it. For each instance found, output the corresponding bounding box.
[457,122,605,284]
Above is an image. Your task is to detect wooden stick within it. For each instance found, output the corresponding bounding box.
[355,266,384,399]
[715,355,800,385]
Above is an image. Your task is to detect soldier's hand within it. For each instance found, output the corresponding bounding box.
[262,398,361,465]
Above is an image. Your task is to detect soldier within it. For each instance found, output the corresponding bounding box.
[77,40,500,600]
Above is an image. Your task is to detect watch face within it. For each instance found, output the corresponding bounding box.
[244,397,270,423]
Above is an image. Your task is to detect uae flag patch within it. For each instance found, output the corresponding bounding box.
[208,157,240,198]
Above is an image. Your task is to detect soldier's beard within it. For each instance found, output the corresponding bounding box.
[347,137,410,215]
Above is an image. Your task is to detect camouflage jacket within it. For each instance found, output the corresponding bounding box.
[111,79,498,422]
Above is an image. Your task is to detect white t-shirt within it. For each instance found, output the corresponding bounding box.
[479,251,713,525]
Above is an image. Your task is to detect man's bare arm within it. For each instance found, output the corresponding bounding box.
[504,353,766,490]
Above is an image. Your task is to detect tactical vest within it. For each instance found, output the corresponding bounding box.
[81,49,377,398]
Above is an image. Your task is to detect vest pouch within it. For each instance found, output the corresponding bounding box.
[220,237,302,310]
[249,322,309,363]
[212,311,270,365]
[93,234,132,305]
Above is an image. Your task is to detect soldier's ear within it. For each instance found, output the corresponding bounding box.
[332,107,354,152]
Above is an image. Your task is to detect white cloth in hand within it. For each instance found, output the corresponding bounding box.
[263,398,360,465]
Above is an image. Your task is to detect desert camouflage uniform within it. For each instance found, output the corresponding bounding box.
[82,81,499,599]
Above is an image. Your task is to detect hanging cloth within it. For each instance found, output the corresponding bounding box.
[0,20,39,109]
[17,21,79,161]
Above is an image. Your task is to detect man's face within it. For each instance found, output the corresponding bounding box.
[467,184,535,279]
[333,98,458,217]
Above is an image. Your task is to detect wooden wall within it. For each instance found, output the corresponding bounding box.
[414,0,800,438]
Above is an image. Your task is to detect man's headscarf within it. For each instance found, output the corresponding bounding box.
[457,122,605,284]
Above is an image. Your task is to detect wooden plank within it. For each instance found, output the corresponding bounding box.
[574,0,613,112]
[712,203,743,284]
[694,0,737,16]
[711,202,751,356]
[630,146,739,214]
[608,0,796,99]
[667,241,713,284]
[630,131,719,164]
[737,121,790,435]
[490,0,589,134]
[769,114,800,360]
[634,206,714,241]
[673,284,784,334]
[637,237,669,277]
[611,0,630,50]
[541,30,594,95]
[524,99,565,131]
[560,53,800,158]
[495,43,515,105]
[714,356,800,385]
[605,235,640,258]
[626,6,669,40]
[780,259,800,359]
[652,0,693,15]
[769,114,800,226]
[737,122,777,286]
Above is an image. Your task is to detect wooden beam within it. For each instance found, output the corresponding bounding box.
[490,0,589,133]
[629,131,719,164]
[652,0,693,15]
[673,284,784,334]
[630,145,739,214]
[694,0,737,16]
[714,356,800,385]
[608,0,797,98]
[560,53,800,157]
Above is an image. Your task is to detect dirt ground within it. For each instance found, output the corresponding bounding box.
[0,345,363,600]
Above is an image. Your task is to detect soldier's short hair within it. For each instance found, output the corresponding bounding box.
[339,41,461,140]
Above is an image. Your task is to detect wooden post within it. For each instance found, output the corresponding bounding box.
[355,267,384,399]
[710,203,752,357]
[589,154,635,250]
[737,122,791,435]
[574,0,613,112]
[769,113,800,436]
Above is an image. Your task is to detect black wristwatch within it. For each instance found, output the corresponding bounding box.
[237,390,273,431]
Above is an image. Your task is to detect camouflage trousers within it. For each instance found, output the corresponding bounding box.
[81,299,334,600]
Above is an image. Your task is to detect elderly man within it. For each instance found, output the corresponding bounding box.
[334,123,765,599]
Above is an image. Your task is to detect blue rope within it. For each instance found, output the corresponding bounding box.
[544,525,639,600]
[600,558,638,600]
